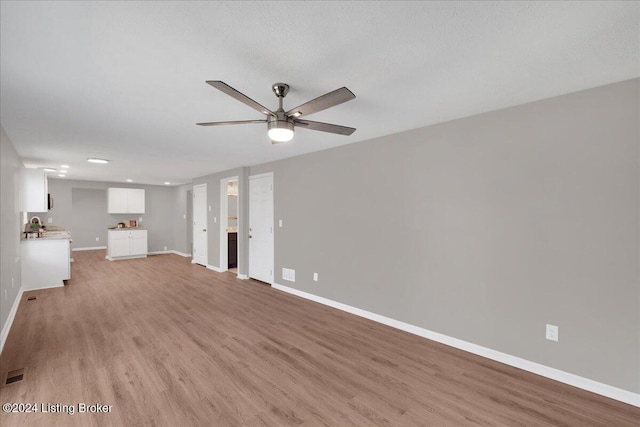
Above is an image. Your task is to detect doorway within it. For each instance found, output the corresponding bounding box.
[192,184,208,266]
[249,173,274,284]
[220,176,239,274]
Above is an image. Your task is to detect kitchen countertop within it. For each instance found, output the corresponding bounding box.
[21,230,71,241]
[108,227,146,231]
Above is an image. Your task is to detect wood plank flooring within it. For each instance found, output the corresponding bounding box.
[1,250,638,426]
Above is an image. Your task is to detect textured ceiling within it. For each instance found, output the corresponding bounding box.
[1,1,638,185]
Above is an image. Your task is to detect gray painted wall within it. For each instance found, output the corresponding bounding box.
[71,189,108,248]
[0,126,23,335]
[248,79,639,393]
[34,179,178,253]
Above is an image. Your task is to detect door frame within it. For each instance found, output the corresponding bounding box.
[219,176,239,273]
[248,172,274,284]
[192,183,208,266]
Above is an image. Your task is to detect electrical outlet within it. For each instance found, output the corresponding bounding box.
[96,237,100,241]
[183,214,186,219]
[164,246,167,251]
[313,272,318,282]
[546,324,559,342]
[47,217,53,224]
[139,217,143,222]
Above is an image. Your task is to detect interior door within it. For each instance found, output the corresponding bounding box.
[249,174,273,283]
[193,184,208,266]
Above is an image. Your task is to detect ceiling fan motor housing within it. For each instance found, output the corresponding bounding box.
[272,83,290,98]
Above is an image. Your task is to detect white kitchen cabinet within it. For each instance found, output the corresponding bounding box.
[21,237,70,290]
[107,229,147,260]
[20,168,48,212]
[108,188,145,214]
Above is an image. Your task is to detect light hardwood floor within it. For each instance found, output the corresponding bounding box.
[1,250,638,426]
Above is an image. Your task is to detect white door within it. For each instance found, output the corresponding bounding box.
[193,184,208,266]
[249,174,273,283]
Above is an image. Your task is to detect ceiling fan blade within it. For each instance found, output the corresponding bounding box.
[294,119,356,136]
[206,81,275,117]
[196,119,267,126]
[286,87,355,118]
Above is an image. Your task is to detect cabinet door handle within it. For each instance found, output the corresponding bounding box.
[203,229,207,232]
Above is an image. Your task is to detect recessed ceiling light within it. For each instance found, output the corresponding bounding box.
[164,182,171,185]
[87,158,109,164]
[126,179,133,182]
[58,174,66,177]
[60,165,70,169]
[42,168,57,172]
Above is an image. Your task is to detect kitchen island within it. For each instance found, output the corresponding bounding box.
[21,231,71,290]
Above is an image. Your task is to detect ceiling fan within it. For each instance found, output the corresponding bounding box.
[197,81,356,143]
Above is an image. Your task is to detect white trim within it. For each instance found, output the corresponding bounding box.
[24,283,64,291]
[272,283,640,407]
[236,274,248,280]
[105,254,146,261]
[148,250,191,257]
[72,246,107,251]
[206,264,223,273]
[1,287,24,355]
[171,250,191,257]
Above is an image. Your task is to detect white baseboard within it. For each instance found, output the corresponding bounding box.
[237,274,248,280]
[72,246,107,251]
[171,250,191,257]
[105,255,146,261]
[272,283,640,408]
[148,250,191,257]
[207,264,223,273]
[24,283,65,292]
[0,287,24,355]
[148,250,170,255]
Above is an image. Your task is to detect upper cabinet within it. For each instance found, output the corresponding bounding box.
[108,188,145,214]
[20,168,48,212]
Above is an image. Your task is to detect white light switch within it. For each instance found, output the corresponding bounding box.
[214,217,217,223]
[209,205,212,212]
[279,219,283,227]
[282,268,295,282]
[313,272,318,281]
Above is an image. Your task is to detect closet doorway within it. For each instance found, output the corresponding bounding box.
[220,177,239,274]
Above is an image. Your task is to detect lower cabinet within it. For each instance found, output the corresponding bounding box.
[107,229,147,260]
[21,238,70,290]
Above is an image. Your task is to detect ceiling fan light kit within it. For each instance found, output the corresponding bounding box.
[197,80,356,144]
[267,118,294,143]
